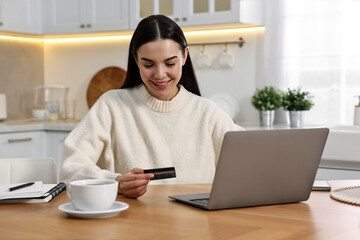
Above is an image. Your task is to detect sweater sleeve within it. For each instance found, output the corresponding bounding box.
[210,106,244,166]
[59,94,119,184]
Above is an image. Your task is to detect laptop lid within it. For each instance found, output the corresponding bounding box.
[169,128,329,210]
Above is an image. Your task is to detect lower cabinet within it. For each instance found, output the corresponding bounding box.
[0,131,46,158]
[0,130,70,181]
[45,131,69,180]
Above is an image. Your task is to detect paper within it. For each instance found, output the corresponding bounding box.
[0,181,43,200]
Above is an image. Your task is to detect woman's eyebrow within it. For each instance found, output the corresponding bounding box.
[140,57,154,62]
[164,56,178,61]
[140,56,178,62]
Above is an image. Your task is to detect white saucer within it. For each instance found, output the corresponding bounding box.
[58,201,129,219]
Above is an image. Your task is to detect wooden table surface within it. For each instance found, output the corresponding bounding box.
[1,182,360,240]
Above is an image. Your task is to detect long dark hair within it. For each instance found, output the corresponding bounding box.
[121,15,201,96]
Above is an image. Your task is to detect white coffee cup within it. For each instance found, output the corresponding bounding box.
[218,51,234,69]
[67,179,118,211]
[196,52,212,69]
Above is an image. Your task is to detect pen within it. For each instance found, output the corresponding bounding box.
[8,182,35,192]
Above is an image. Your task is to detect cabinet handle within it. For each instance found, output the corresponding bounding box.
[182,17,187,22]
[8,137,32,143]
[86,24,92,28]
[0,22,3,26]
[80,24,85,28]
[174,17,179,22]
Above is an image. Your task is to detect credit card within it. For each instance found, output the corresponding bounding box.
[144,167,176,181]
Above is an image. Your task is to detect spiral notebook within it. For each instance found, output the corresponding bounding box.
[0,182,66,203]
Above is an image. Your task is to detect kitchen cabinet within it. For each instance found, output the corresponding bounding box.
[129,0,245,29]
[45,131,68,178]
[0,131,46,158]
[44,0,129,34]
[0,0,42,34]
[1,0,262,35]
[0,130,70,180]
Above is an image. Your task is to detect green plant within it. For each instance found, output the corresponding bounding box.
[281,88,314,111]
[251,86,282,111]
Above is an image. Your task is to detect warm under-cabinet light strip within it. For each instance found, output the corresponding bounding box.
[185,26,265,36]
[0,34,132,43]
[0,35,43,42]
[0,26,265,43]
[43,35,133,43]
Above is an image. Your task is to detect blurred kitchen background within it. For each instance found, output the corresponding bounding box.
[2,0,360,126]
[2,0,360,181]
[1,0,262,125]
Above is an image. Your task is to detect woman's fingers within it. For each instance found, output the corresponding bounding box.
[120,178,149,191]
[131,168,144,174]
[123,184,148,198]
[116,168,154,198]
[121,172,154,182]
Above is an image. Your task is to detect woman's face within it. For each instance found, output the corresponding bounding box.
[135,39,188,101]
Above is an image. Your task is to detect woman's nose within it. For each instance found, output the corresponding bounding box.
[154,65,166,79]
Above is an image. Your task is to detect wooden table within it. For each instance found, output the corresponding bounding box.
[1,182,360,240]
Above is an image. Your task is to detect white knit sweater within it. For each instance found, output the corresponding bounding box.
[60,85,243,184]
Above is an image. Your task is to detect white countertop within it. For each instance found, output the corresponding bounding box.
[0,119,79,133]
[241,124,327,131]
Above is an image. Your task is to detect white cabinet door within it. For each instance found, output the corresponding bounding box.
[87,0,129,32]
[0,0,42,34]
[0,131,46,158]
[45,0,86,34]
[181,0,240,26]
[129,0,243,29]
[45,0,129,34]
[129,0,181,29]
[45,131,69,179]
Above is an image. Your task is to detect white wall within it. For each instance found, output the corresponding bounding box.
[0,39,44,119]
[44,29,264,125]
[43,39,129,119]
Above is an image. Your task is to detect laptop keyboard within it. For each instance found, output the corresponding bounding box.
[190,198,209,206]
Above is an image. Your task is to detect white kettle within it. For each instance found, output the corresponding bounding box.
[0,94,7,121]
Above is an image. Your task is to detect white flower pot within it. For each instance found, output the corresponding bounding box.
[289,111,304,128]
[260,110,275,127]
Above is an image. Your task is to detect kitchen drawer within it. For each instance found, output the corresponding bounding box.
[0,131,46,158]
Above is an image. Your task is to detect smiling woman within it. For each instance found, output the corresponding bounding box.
[60,15,244,199]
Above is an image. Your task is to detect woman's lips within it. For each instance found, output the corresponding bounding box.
[152,80,171,89]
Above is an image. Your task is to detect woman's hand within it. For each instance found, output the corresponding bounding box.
[115,168,154,198]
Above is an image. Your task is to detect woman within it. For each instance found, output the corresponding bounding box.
[60,15,243,198]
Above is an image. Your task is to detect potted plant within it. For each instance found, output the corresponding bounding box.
[281,88,314,127]
[251,86,282,126]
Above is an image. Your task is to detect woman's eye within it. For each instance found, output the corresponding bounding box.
[166,63,175,67]
[144,64,153,68]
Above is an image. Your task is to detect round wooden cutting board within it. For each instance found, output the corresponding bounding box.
[86,66,127,109]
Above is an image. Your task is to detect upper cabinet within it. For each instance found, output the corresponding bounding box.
[0,0,42,34]
[129,0,181,29]
[129,0,249,29]
[0,0,262,35]
[43,0,129,34]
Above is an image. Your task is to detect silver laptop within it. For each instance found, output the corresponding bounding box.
[169,128,329,210]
